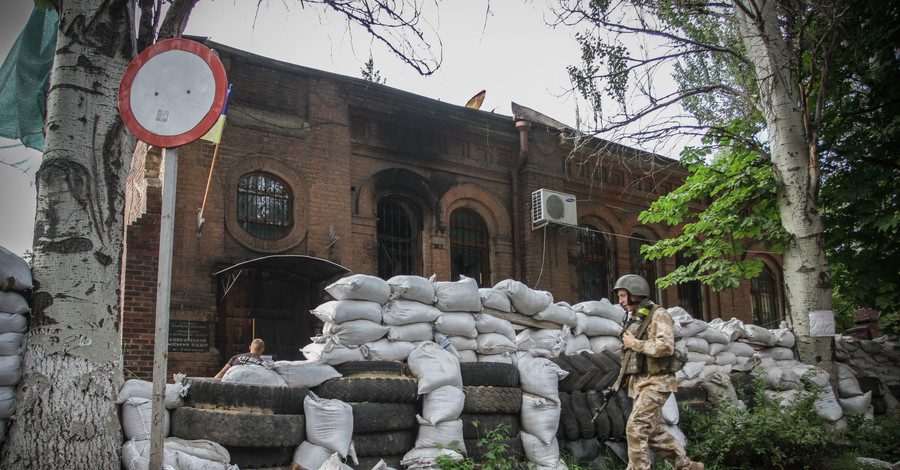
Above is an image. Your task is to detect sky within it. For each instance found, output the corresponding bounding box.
[0,0,688,258]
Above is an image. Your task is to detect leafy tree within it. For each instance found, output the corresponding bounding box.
[361,53,387,84]
[2,1,440,467]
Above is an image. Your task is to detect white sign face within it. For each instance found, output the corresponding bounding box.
[129,49,217,137]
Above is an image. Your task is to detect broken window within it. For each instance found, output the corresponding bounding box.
[752,264,783,328]
[377,196,422,279]
[450,208,490,287]
[577,225,610,302]
[236,173,292,240]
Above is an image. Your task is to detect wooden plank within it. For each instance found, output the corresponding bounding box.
[481,309,563,330]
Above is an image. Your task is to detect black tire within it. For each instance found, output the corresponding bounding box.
[584,350,619,374]
[351,402,418,433]
[352,429,416,457]
[171,407,305,447]
[462,386,522,414]
[460,362,519,388]
[313,376,419,404]
[570,391,595,440]
[184,377,309,414]
[224,446,294,469]
[459,413,520,439]
[676,385,709,404]
[350,455,403,470]
[557,392,580,442]
[464,437,524,461]
[335,361,409,377]
[555,354,601,393]
[604,394,625,439]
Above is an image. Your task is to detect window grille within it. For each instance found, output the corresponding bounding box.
[577,226,610,301]
[450,209,489,287]
[377,196,421,279]
[629,234,657,295]
[237,173,291,240]
[752,265,782,328]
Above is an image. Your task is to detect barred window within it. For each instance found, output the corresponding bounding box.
[752,265,782,328]
[450,209,490,287]
[377,196,422,279]
[237,173,292,240]
[577,225,610,301]
[629,234,657,296]
[676,252,703,319]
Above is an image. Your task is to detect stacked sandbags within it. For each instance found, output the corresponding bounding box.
[516,351,568,470]
[121,436,238,470]
[572,299,625,357]
[473,290,517,363]
[834,334,900,389]
[0,246,30,444]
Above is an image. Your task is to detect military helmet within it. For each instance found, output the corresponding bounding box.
[613,274,651,297]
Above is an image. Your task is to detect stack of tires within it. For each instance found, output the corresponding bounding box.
[312,361,420,469]
[170,378,309,468]
[458,362,524,462]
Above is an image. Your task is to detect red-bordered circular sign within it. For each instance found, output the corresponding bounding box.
[118,38,227,148]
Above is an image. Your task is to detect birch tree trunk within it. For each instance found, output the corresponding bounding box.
[2,1,137,468]
[734,0,834,365]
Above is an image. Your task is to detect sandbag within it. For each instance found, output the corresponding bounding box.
[401,447,462,469]
[696,327,729,344]
[302,341,366,365]
[574,313,622,337]
[326,274,391,304]
[292,441,333,470]
[222,364,287,387]
[564,334,591,354]
[478,288,511,312]
[311,300,383,324]
[572,299,626,323]
[519,431,560,467]
[123,438,233,470]
[715,351,736,366]
[772,328,795,348]
[0,386,15,420]
[589,335,623,354]
[683,336,709,354]
[839,391,872,413]
[164,437,231,464]
[0,292,28,315]
[533,302,577,327]
[728,341,757,357]
[382,299,442,326]
[520,393,560,445]
[478,352,513,364]
[762,366,802,391]
[121,397,169,441]
[273,360,342,387]
[516,328,568,357]
[421,385,465,426]
[387,322,434,342]
[661,392,679,425]
[0,355,22,386]
[323,319,388,346]
[0,332,23,356]
[362,339,417,362]
[814,387,843,422]
[475,333,517,355]
[458,349,478,362]
[493,279,552,316]
[707,342,726,356]
[408,341,462,394]
[319,452,355,470]
[474,312,516,340]
[433,276,482,313]
[686,352,713,365]
[757,346,794,361]
[445,335,477,351]
[742,324,775,346]
[388,275,436,305]
[434,312,478,338]
[414,416,466,454]
[0,313,27,334]
[516,352,567,403]
[707,317,745,342]
[304,392,355,459]
[117,375,189,409]
[838,376,863,398]
[0,246,32,292]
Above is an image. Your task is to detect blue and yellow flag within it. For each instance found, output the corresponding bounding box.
[200,85,232,143]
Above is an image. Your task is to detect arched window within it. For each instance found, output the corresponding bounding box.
[629,233,657,296]
[450,209,490,287]
[237,173,292,240]
[676,252,703,319]
[752,265,782,328]
[377,196,422,278]
[577,225,610,301]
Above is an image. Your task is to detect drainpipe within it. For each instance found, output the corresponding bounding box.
[511,120,531,281]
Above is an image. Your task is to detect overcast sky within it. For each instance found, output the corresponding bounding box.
[0,1,690,257]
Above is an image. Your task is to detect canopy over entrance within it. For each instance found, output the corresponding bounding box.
[212,255,349,284]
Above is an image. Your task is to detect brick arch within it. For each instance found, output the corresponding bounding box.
[355,168,441,221]
[439,183,511,239]
[224,156,308,253]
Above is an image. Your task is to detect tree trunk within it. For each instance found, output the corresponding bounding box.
[2,2,137,468]
[734,0,834,366]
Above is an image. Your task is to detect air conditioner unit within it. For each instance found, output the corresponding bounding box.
[532,189,577,228]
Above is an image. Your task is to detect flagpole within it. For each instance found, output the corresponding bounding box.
[197,85,231,236]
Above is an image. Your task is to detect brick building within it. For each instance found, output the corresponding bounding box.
[121,38,784,379]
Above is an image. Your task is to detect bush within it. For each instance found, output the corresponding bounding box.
[840,409,900,462]
[435,423,518,470]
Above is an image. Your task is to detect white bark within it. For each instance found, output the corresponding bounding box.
[2,2,137,468]
[733,0,833,337]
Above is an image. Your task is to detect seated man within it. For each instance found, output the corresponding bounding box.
[214,338,265,378]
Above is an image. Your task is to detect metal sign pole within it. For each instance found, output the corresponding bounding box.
[149,146,178,469]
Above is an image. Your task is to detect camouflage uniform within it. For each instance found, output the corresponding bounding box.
[623,303,698,470]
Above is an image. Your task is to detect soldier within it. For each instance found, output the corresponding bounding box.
[614,274,704,470]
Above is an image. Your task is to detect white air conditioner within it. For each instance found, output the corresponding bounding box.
[532,189,577,228]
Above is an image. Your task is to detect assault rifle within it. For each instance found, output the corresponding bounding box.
[591,305,653,422]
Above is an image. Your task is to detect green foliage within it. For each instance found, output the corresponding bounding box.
[840,410,900,462]
[435,422,517,470]
[360,54,387,85]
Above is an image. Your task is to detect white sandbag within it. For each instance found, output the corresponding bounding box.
[388,275,436,305]
[683,336,709,354]
[772,328,795,348]
[679,318,709,337]
[742,324,775,346]
[165,437,231,464]
[0,292,28,315]
[792,364,830,390]
[519,431,560,467]
[0,246,32,292]
[362,339,417,362]
[762,366,802,391]
[0,332,23,356]
[408,341,462,394]
[589,336,623,354]
[292,441,333,470]
[0,313,27,334]
[302,341,366,365]
[757,355,778,369]
[387,322,434,342]
[319,452,355,470]
[311,300,383,324]
[809,310,835,337]
[838,376,863,398]
[476,333,517,354]
[273,360,342,387]
[707,342,726,356]
[572,299,626,323]
[686,352,714,365]
[474,312,516,340]
[116,376,189,409]
[661,393,679,425]
[121,439,151,470]
[516,328,569,357]
[0,355,22,386]
[665,423,687,448]
[382,299,442,326]
[564,334,591,355]
[728,341,757,357]
[714,351,736,366]
[757,346,794,361]
[696,327,729,344]
[323,320,388,346]
[516,352,567,403]
[479,288,512,312]
[702,372,743,408]
[707,317,745,342]
[445,335,478,351]
[520,393,561,445]
[677,361,706,381]
[434,276,482,313]
[222,364,287,387]
[478,353,513,364]
[326,274,391,304]
[414,416,466,454]
[839,391,872,413]
[574,313,622,337]
[814,386,843,422]
[0,386,15,420]
[493,279,552,316]
[401,447,463,469]
[435,312,478,338]
[304,392,355,459]
[421,385,465,426]
[533,302,577,327]
[122,397,169,440]
[458,349,478,363]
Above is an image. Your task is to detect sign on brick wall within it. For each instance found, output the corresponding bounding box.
[169,320,209,353]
